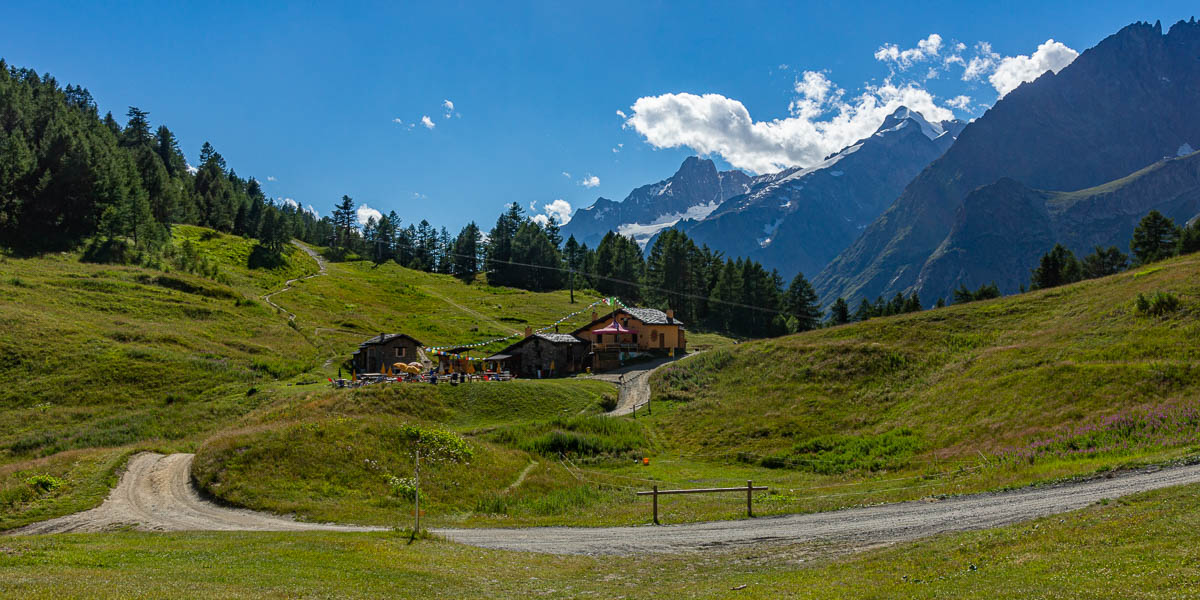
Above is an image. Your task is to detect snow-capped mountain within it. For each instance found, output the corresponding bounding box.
[561,157,753,248]
[669,107,965,279]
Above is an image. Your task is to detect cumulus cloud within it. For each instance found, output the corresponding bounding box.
[306,205,319,218]
[279,197,298,209]
[356,204,383,226]
[624,73,958,173]
[531,199,573,226]
[185,163,198,175]
[615,109,627,119]
[959,39,1077,97]
[421,115,435,129]
[443,99,455,118]
[579,174,600,188]
[946,95,973,110]
[989,39,1078,96]
[962,42,1001,82]
[612,143,624,153]
[875,34,943,70]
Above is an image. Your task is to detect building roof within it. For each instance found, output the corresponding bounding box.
[359,333,424,347]
[571,307,685,335]
[623,307,682,326]
[534,332,587,344]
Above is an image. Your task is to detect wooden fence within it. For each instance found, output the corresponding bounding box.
[636,481,768,525]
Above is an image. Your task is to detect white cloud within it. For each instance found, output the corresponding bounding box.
[561,171,571,178]
[874,34,943,70]
[412,192,427,200]
[989,39,1078,97]
[531,199,573,226]
[946,95,972,110]
[305,205,319,218]
[356,204,383,226]
[544,199,572,224]
[279,197,298,210]
[393,118,415,130]
[443,99,455,118]
[962,42,1001,82]
[625,73,957,173]
[579,174,600,188]
[421,115,435,129]
[615,109,627,119]
[185,163,198,175]
[778,63,790,71]
[266,175,277,182]
[957,39,1077,97]
[612,147,620,153]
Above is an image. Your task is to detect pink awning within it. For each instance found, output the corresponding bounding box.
[593,322,637,334]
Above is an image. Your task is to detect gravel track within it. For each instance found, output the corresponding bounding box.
[7,454,383,535]
[11,453,1200,557]
[438,463,1200,555]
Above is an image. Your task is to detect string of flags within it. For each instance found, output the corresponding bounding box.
[423,296,629,360]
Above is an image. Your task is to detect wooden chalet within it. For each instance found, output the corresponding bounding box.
[484,327,588,377]
[352,333,424,373]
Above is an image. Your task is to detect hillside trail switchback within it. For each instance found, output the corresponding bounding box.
[10,453,1200,557]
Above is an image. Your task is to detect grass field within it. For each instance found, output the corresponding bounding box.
[3,481,1197,598]
[3,226,1200,596]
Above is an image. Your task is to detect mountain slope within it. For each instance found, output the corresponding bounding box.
[673,107,963,279]
[916,150,1200,297]
[561,157,752,248]
[815,19,1200,306]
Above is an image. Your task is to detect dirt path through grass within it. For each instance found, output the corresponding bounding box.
[7,454,383,535]
[13,453,1200,557]
[261,240,327,322]
[594,353,698,415]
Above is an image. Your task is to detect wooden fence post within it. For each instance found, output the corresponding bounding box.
[652,485,659,525]
[746,480,753,518]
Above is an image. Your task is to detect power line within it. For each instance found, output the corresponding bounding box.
[359,236,801,318]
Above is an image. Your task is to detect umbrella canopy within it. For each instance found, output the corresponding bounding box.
[593,321,637,334]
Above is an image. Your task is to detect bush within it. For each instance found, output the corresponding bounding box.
[1135,291,1181,317]
[26,474,66,493]
[387,475,419,500]
[598,393,618,412]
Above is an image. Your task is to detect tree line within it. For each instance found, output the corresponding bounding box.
[1027,210,1200,292]
[0,61,328,260]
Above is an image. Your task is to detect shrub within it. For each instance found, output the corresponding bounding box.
[387,475,419,500]
[26,474,66,493]
[598,393,618,412]
[1135,291,1181,316]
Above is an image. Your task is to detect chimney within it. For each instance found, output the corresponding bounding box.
[524,326,532,338]
[379,332,385,342]
[666,309,674,321]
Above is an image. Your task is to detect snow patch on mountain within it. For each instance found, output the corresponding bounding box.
[1179,142,1195,157]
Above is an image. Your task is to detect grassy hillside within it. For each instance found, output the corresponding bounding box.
[1,225,690,529]
[3,481,1198,598]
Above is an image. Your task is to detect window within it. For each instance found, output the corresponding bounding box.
[395,347,406,357]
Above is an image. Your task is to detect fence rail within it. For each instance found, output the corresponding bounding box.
[636,481,767,524]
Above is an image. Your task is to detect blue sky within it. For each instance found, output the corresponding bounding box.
[5,1,1196,230]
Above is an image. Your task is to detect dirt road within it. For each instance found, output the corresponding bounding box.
[11,453,1200,557]
[438,463,1200,555]
[593,353,696,415]
[8,454,383,535]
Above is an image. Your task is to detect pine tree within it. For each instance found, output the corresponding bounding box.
[1130,210,1180,265]
[828,298,850,325]
[1080,245,1128,279]
[784,272,822,332]
[1178,221,1200,256]
[1031,243,1082,289]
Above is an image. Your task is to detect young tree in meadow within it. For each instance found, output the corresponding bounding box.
[827,297,851,325]
[1030,243,1082,289]
[784,272,822,332]
[1178,220,1200,255]
[331,195,357,252]
[1130,210,1180,265]
[1080,245,1128,279]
